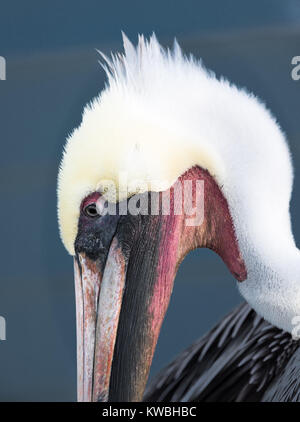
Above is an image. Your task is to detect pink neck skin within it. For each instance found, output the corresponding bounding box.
[148,165,247,365]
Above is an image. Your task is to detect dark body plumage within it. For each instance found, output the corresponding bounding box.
[144,303,300,402]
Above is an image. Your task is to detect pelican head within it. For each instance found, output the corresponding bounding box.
[57,34,300,401]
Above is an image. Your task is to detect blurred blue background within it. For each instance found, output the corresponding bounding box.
[0,0,300,401]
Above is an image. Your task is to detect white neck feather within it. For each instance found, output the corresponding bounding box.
[237,224,300,333]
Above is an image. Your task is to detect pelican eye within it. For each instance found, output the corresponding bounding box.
[84,203,99,218]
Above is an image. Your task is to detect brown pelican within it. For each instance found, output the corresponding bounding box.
[57,34,300,402]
